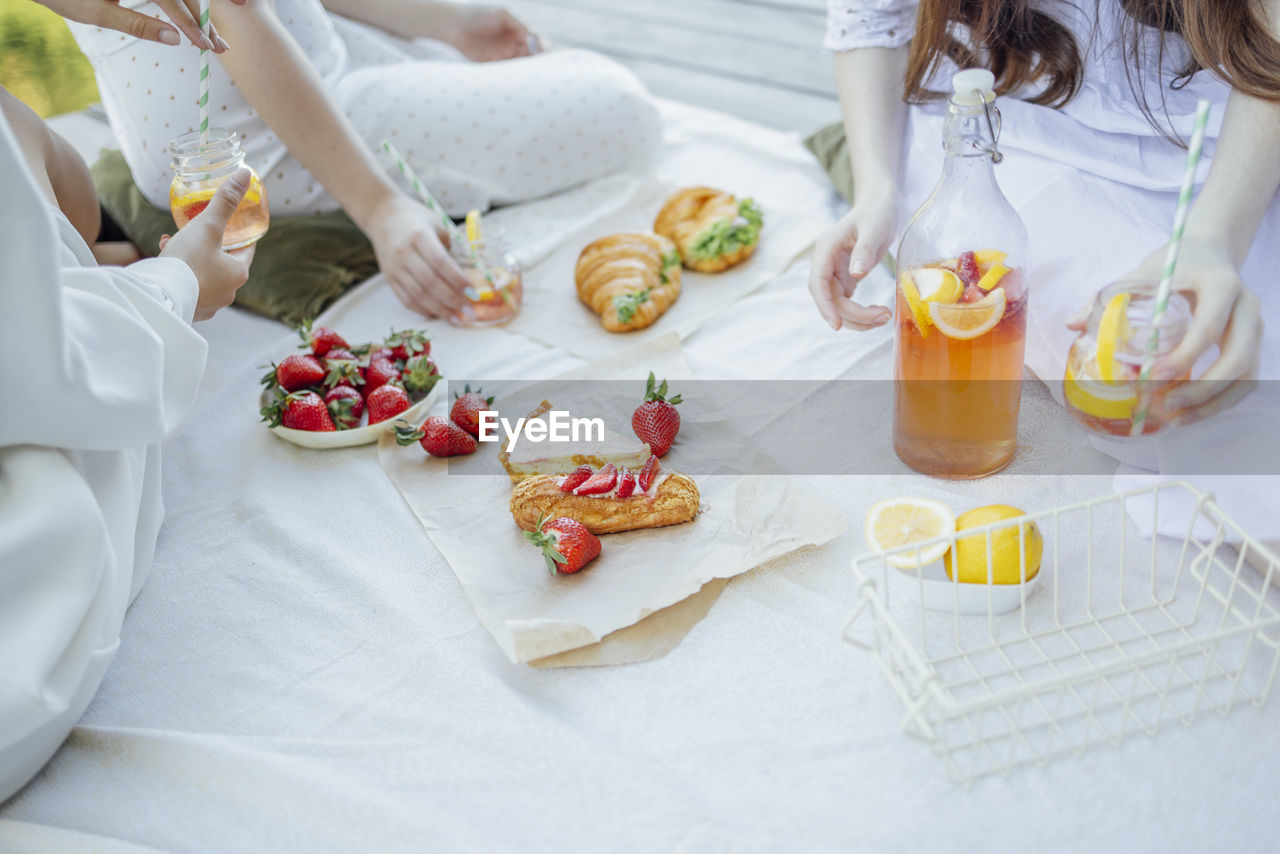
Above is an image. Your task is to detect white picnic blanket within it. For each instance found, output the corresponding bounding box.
[2,100,1279,853]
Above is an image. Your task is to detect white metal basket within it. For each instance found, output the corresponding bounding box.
[842,481,1280,783]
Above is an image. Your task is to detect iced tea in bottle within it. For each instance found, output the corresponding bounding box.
[894,69,1030,477]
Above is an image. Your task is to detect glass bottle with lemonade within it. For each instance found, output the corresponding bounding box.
[168,128,269,250]
[894,69,1030,478]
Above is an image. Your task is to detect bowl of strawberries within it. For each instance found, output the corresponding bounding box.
[259,323,443,449]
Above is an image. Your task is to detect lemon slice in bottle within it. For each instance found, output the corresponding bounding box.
[913,267,964,304]
[973,248,1008,268]
[976,262,1010,292]
[1096,291,1133,384]
[899,271,932,337]
[865,497,957,570]
[928,286,1007,340]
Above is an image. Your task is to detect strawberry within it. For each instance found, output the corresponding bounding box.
[574,462,618,495]
[631,372,682,457]
[402,354,441,395]
[325,385,364,429]
[364,356,401,395]
[260,390,336,431]
[615,467,637,498]
[395,415,477,457]
[324,357,365,391]
[559,464,593,493]
[450,384,494,437]
[955,251,981,288]
[366,383,411,424]
[262,354,326,392]
[385,328,431,363]
[637,454,661,492]
[525,514,601,575]
[297,319,349,357]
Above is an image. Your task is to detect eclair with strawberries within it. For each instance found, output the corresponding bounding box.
[510,455,699,535]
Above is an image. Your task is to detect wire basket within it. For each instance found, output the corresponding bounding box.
[842,481,1280,783]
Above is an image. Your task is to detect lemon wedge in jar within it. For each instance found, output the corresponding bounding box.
[913,267,964,304]
[1096,291,1133,384]
[976,263,1010,292]
[928,287,1007,340]
[900,271,933,337]
[465,209,483,244]
[973,248,1008,268]
[1064,363,1138,420]
[865,497,956,570]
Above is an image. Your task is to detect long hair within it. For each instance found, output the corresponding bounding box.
[905,0,1280,132]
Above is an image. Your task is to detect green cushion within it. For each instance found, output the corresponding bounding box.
[90,149,378,327]
[802,121,855,205]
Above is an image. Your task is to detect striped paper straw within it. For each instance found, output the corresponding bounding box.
[380,140,496,301]
[198,0,210,146]
[1130,99,1211,437]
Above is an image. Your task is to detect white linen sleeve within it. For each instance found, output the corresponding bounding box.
[0,114,207,452]
[825,0,918,51]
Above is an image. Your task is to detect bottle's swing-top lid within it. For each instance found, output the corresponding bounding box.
[951,68,996,106]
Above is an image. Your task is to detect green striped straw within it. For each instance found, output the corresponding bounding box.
[380,140,495,302]
[198,0,210,146]
[1130,99,1211,437]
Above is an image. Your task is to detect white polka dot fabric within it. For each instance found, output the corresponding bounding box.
[68,0,660,217]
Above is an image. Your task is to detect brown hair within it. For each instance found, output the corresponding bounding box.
[905,0,1280,125]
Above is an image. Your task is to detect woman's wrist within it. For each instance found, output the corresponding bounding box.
[346,181,405,237]
[1182,209,1250,270]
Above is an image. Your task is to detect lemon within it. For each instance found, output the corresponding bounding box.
[928,286,1007,340]
[973,248,1008,268]
[912,267,964,304]
[944,504,1044,585]
[976,262,1010,292]
[1096,292,1132,384]
[465,209,483,244]
[865,497,956,570]
[899,271,932,338]
[1064,364,1137,420]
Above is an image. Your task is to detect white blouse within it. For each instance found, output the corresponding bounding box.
[825,0,917,51]
[0,113,207,802]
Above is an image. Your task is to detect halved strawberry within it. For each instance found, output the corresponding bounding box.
[559,464,593,493]
[525,514,601,575]
[366,383,411,424]
[615,468,637,498]
[574,462,618,495]
[637,455,661,492]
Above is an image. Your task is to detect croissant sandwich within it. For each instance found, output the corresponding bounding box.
[575,232,682,332]
[653,186,763,273]
[510,456,699,535]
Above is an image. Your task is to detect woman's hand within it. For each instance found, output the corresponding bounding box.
[365,196,474,319]
[808,198,896,331]
[36,0,247,52]
[1079,235,1263,422]
[157,168,255,321]
[440,4,539,61]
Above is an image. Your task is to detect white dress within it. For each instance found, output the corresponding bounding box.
[0,113,208,803]
[69,0,661,218]
[827,0,1280,538]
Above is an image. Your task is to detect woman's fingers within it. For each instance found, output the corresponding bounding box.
[808,244,845,329]
[1171,375,1258,427]
[1152,284,1232,381]
[834,297,891,328]
[1166,290,1262,410]
[86,2,182,45]
[154,0,215,50]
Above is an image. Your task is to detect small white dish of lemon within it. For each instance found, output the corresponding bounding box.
[863,498,1044,615]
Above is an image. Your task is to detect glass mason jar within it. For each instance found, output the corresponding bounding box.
[168,128,270,250]
[448,228,523,327]
[894,69,1031,478]
[1064,281,1191,438]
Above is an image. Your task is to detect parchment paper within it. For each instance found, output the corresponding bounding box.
[499,176,829,360]
[376,336,846,665]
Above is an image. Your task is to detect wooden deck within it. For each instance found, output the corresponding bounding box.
[503,0,839,132]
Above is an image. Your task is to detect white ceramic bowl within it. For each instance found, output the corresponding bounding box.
[261,379,444,449]
[887,558,1040,616]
